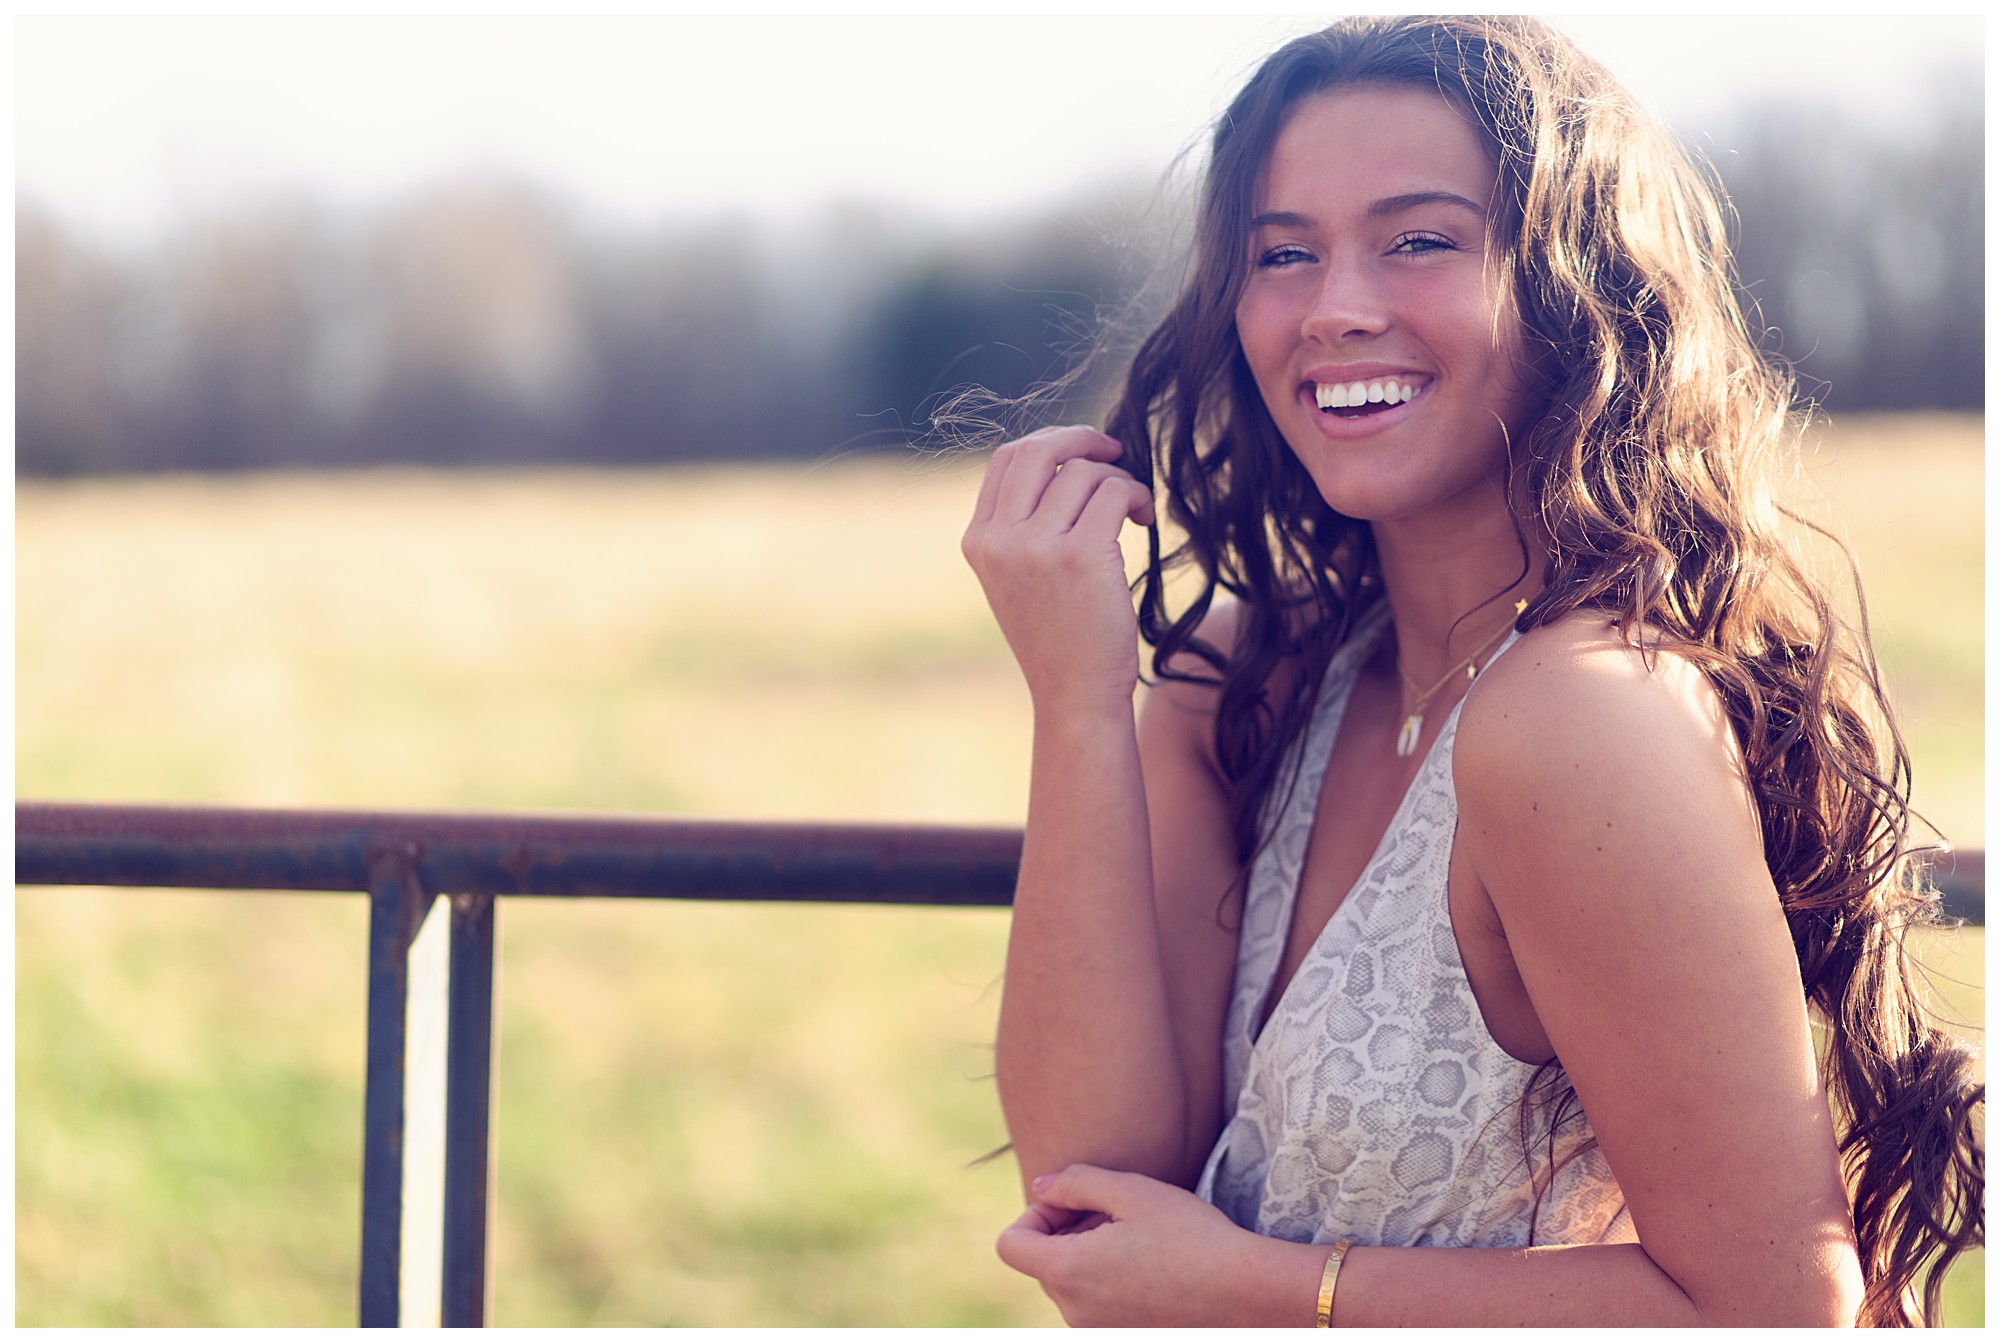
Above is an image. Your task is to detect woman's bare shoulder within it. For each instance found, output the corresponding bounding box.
[1460,609,1738,766]
[1454,607,1763,915]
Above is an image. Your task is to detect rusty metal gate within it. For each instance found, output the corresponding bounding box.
[15,801,1021,1327]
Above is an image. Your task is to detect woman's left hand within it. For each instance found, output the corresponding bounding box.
[995,1163,1267,1327]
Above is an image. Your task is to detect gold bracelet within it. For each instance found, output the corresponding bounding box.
[1315,1238,1356,1328]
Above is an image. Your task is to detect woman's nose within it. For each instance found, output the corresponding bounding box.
[1302,258,1389,342]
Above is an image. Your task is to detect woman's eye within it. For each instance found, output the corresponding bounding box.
[1254,244,1315,269]
[1392,232,1455,255]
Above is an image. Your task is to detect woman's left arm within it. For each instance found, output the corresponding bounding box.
[998,627,1865,1327]
[1450,628,1863,1325]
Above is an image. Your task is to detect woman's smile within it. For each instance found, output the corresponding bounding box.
[1293,366,1434,439]
[1312,375,1426,413]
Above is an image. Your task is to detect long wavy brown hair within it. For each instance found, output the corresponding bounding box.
[1098,14,1981,1326]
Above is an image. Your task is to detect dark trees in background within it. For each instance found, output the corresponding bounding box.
[1714,86,1982,412]
[14,90,1983,477]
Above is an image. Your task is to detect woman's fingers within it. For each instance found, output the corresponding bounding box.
[995,1198,1117,1280]
[1011,1200,1099,1238]
[1022,457,1146,535]
[995,1165,1165,1281]
[1073,470,1157,534]
[960,429,1151,714]
[994,1201,1071,1279]
[994,1222,1046,1279]
[963,435,1151,577]
[1031,1162,1147,1216]
[989,426,1125,525]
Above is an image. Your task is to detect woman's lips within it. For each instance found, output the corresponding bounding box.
[1295,377,1430,436]
[1312,375,1427,410]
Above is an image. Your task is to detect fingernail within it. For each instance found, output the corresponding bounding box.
[1031,1175,1051,1195]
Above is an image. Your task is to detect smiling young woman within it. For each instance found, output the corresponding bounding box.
[958,14,1981,1328]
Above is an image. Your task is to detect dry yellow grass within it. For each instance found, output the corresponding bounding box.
[1787,412,1983,849]
[17,456,1030,821]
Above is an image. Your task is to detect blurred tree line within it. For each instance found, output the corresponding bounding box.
[16,88,1982,476]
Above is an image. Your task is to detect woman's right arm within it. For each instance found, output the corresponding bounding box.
[961,426,1243,1196]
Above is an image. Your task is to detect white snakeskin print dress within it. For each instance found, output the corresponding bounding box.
[1193,604,1636,1249]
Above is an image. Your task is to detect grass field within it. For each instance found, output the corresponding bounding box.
[15,412,1984,1325]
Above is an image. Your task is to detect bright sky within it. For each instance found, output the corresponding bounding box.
[16,13,1984,245]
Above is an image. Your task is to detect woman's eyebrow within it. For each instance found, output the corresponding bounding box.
[1248,210,1315,230]
[1367,190,1487,220]
[1248,192,1488,232]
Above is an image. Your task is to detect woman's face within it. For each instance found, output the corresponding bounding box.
[1234,83,1546,529]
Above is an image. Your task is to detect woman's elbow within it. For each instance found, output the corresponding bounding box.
[1689,1255,1864,1328]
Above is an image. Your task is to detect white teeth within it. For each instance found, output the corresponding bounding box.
[1315,379,1420,409]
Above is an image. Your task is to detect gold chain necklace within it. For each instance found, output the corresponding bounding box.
[1393,599,1528,758]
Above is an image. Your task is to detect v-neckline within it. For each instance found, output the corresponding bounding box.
[1245,612,1521,1046]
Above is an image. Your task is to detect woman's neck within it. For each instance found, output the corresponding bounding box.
[1369,507,1547,691]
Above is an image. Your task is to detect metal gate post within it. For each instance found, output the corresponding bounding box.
[359,845,434,1327]
[358,850,495,1329]
[442,893,497,1327]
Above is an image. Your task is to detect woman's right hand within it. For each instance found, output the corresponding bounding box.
[960,426,1156,717]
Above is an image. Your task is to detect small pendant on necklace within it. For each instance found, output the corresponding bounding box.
[1396,712,1423,758]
